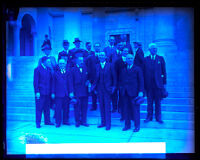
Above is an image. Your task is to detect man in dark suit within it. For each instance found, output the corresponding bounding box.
[34,56,54,128]
[133,42,145,72]
[92,52,116,131]
[68,38,87,68]
[85,42,95,57]
[52,58,73,128]
[114,47,129,120]
[104,36,117,63]
[109,42,124,113]
[144,43,167,124]
[120,54,144,132]
[57,40,70,65]
[85,43,100,111]
[71,56,90,127]
[120,34,133,55]
[41,34,51,50]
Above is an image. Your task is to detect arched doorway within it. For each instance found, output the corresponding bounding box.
[20,14,35,56]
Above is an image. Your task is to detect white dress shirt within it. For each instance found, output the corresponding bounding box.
[100,61,106,69]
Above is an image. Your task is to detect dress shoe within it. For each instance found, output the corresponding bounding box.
[36,124,41,128]
[63,122,70,125]
[75,124,80,127]
[81,123,89,127]
[56,124,60,128]
[156,120,164,124]
[133,128,140,132]
[106,127,111,131]
[144,118,152,123]
[45,122,54,125]
[122,127,131,131]
[97,124,105,128]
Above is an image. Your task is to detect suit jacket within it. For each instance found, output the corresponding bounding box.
[103,46,117,63]
[93,62,116,95]
[71,65,89,97]
[84,50,95,58]
[134,47,145,71]
[144,55,167,90]
[120,64,144,97]
[114,57,127,88]
[52,67,73,98]
[85,55,99,83]
[34,65,53,95]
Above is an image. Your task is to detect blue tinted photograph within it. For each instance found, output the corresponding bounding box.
[5,7,194,158]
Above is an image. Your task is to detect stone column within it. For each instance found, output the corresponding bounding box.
[13,21,21,56]
[64,8,81,48]
[153,7,177,57]
[92,8,105,49]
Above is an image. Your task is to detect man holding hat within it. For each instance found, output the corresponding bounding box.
[52,58,73,128]
[34,56,55,128]
[120,54,144,132]
[71,55,90,127]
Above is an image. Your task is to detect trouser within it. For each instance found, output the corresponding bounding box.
[55,96,70,126]
[111,89,118,111]
[98,90,111,129]
[74,97,88,125]
[123,91,140,128]
[91,91,97,110]
[146,86,162,121]
[35,95,51,126]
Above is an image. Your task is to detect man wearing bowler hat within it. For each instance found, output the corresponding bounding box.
[69,38,87,67]
[120,54,144,132]
[144,43,167,124]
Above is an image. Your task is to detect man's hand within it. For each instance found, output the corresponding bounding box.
[36,92,40,99]
[69,92,74,99]
[85,80,90,86]
[51,93,55,99]
[138,92,143,97]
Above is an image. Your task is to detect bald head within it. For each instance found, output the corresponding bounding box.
[148,43,157,55]
[126,54,134,65]
[98,52,106,62]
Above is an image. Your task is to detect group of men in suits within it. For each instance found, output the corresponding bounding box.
[33,36,167,132]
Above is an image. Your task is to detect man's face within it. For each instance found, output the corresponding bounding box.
[126,54,134,65]
[109,37,115,45]
[43,49,51,56]
[149,46,157,55]
[86,43,92,51]
[117,42,124,51]
[44,59,51,68]
[76,57,84,67]
[74,42,81,48]
[63,44,69,50]
[122,48,129,57]
[58,59,67,70]
[98,52,106,62]
[94,44,100,52]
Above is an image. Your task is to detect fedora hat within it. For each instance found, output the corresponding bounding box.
[132,96,145,105]
[73,38,82,43]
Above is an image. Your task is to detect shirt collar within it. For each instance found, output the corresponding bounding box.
[151,54,156,59]
[41,63,46,69]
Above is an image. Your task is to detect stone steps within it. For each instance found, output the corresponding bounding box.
[6,113,194,130]
[6,103,194,113]
[6,97,194,105]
